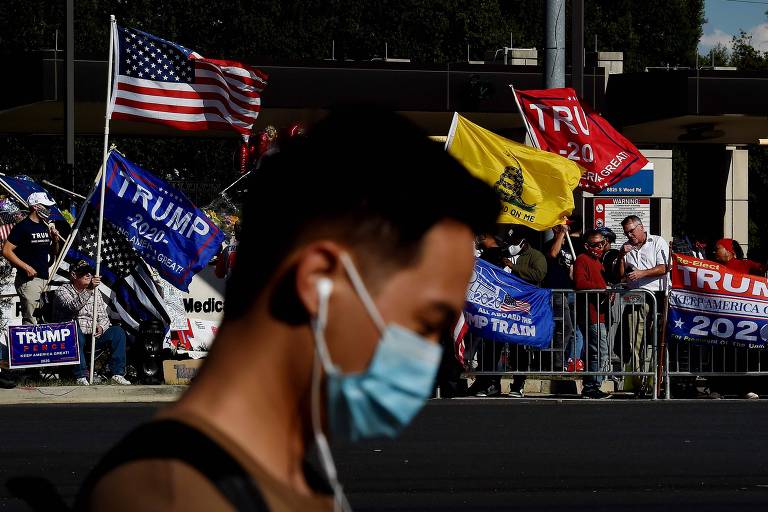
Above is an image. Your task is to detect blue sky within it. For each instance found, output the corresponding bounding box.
[700,0,768,52]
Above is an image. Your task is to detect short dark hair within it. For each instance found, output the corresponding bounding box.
[224,107,500,321]
[732,240,745,259]
[584,229,605,241]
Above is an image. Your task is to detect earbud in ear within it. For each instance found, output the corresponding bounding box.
[316,277,333,301]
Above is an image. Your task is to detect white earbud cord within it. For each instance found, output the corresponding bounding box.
[339,253,386,332]
[311,287,351,512]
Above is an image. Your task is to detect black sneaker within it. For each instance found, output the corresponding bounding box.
[475,384,501,397]
[582,387,611,399]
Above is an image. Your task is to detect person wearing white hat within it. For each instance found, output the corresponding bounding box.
[2,192,60,324]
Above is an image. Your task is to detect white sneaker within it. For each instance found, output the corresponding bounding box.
[111,375,131,386]
[76,377,90,386]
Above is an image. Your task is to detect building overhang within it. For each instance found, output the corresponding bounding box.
[1,58,766,145]
[605,69,768,145]
[0,57,606,138]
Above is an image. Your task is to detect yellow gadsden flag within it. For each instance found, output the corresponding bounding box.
[446,113,582,231]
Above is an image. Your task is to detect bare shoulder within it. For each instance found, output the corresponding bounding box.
[86,458,233,512]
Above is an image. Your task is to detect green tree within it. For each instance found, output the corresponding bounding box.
[698,42,729,67]
[0,0,709,205]
[585,0,705,72]
[729,30,768,70]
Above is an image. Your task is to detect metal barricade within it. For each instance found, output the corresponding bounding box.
[464,288,659,398]
[664,334,768,398]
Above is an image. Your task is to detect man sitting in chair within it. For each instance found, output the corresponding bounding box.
[53,260,131,386]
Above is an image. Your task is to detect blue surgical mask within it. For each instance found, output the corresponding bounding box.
[312,252,443,443]
[309,253,442,511]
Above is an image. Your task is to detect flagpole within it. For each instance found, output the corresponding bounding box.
[219,170,251,197]
[45,167,104,292]
[564,230,577,260]
[509,85,542,150]
[41,180,86,200]
[88,15,117,384]
[658,250,673,399]
[444,112,460,151]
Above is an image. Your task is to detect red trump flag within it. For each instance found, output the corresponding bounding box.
[511,86,648,193]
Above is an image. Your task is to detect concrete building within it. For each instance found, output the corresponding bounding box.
[0,54,765,250]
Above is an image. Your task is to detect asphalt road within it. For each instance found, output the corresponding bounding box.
[1,400,768,511]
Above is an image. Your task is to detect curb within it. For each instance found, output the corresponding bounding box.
[0,385,187,405]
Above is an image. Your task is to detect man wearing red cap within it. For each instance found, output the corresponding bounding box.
[713,238,766,276]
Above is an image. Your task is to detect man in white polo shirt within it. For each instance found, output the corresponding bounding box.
[618,215,670,392]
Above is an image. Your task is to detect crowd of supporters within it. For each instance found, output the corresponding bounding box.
[439,214,766,400]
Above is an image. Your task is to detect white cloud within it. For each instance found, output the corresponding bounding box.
[699,28,734,52]
[699,23,768,53]
[750,23,768,52]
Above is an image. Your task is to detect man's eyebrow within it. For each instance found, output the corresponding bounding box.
[423,301,462,326]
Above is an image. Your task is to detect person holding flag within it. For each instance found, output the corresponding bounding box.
[52,260,131,386]
[2,192,61,325]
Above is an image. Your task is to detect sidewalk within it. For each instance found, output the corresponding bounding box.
[0,384,187,405]
[0,379,623,405]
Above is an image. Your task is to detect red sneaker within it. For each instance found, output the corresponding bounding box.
[566,358,575,372]
[575,359,585,372]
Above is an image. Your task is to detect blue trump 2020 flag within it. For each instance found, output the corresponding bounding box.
[463,258,554,349]
[0,175,65,222]
[91,150,224,292]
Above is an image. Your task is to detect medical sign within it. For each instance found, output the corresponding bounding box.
[463,258,554,348]
[668,254,768,348]
[8,321,80,368]
[92,151,224,292]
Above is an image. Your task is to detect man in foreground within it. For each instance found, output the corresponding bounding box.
[76,109,499,511]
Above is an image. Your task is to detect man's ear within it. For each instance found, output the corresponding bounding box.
[294,241,345,318]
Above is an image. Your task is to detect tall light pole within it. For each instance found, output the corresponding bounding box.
[571,0,584,97]
[545,0,566,89]
[65,0,74,191]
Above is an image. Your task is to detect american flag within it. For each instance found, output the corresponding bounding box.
[0,210,23,243]
[452,313,469,367]
[111,25,268,136]
[50,207,171,336]
[0,215,16,242]
[500,294,531,314]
